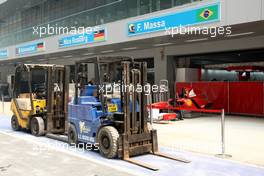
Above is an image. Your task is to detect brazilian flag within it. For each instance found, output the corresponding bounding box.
[196,4,219,22]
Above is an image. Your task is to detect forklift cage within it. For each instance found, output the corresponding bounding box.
[13,64,69,134]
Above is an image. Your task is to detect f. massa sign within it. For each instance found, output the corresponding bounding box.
[128,3,220,36]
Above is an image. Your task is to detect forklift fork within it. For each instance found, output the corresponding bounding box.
[121,129,190,171]
[123,152,190,171]
[120,61,190,171]
[150,130,191,164]
[152,152,191,163]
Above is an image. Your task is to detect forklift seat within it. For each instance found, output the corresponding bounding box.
[82,85,97,96]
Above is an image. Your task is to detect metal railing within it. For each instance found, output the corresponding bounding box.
[1,94,4,113]
[147,82,232,158]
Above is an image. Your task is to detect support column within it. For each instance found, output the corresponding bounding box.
[167,56,176,98]
[154,49,177,99]
[154,48,167,84]
[175,57,199,82]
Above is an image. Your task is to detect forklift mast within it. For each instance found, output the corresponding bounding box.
[120,61,156,158]
[45,65,69,134]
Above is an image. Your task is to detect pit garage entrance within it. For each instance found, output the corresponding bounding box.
[174,49,264,116]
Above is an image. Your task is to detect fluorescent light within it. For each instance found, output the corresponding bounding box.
[0,0,7,5]
[121,47,137,51]
[38,59,46,61]
[226,32,254,37]
[63,55,73,58]
[101,50,114,53]
[83,52,94,56]
[153,42,173,47]
[185,38,208,43]
[49,57,58,60]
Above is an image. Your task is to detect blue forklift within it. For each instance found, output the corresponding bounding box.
[68,56,190,170]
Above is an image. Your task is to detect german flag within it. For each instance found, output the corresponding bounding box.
[37,42,45,51]
[94,30,105,41]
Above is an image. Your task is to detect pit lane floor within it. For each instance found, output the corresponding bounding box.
[0,114,264,176]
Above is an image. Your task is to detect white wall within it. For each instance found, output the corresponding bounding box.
[225,0,263,25]
[262,0,264,20]
[176,68,199,82]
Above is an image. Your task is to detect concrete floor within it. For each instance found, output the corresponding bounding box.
[0,113,264,176]
[154,114,264,166]
[0,101,12,116]
[1,101,264,168]
[0,133,135,176]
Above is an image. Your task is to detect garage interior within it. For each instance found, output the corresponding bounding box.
[174,49,264,115]
[152,48,264,167]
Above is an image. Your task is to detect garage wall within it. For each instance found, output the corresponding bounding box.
[23,34,264,84]
[0,65,14,82]
[176,68,199,82]
[225,0,263,25]
[95,35,264,83]
[262,0,264,20]
[202,70,264,82]
[165,35,264,56]
[202,69,238,81]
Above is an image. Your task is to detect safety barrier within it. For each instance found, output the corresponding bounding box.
[147,98,232,158]
[176,82,264,116]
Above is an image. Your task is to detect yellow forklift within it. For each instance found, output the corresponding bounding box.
[11,64,69,136]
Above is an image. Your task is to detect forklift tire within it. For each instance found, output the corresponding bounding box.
[11,115,20,131]
[68,124,78,145]
[98,126,119,159]
[30,117,45,136]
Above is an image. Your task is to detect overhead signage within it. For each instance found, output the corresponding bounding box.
[59,28,106,48]
[128,3,220,36]
[0,49,8,59]
[16,42,45,56]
